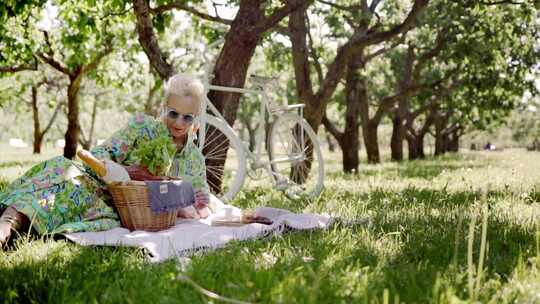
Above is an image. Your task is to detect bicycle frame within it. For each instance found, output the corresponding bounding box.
[199,81,288,171]
[196,39,311,185]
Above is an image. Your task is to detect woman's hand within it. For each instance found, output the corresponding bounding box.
[194,190,209,206]
[124,165,168,181]
[194,190,210,218]
[177,206,200,219]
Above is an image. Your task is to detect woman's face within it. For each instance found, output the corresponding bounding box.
[165,94,199,138]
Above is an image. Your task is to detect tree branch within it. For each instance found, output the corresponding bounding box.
[417,107,437,136]
[412,31,447,77]
[317,0,362,11]
[0,60,38,73]
[350,0,429,48]
[35,53,71,76]
[79,125,88,144]
[101,4,133,19]
[478,0,525,5]
[273,25,291,36]
[251,0,312,34]
[80,44,113,75]
[369,0,383,12]
[42,30,55,58]
[150,1,232,25]
[41,100,64,137]
[133,0,176,80]
[289,6,315,102]
[307,15,323,85]
[314,0,429,107]
[373,73,447,124]
[36,30,74,76]
[322,114,343,143]
[364,33,406,62]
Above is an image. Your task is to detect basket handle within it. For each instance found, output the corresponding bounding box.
[77,149,107,177]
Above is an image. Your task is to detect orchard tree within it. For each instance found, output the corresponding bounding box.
[427,2,538,155]
[0,68,66,153]
[0,0,133,158]
[289,0,429,170]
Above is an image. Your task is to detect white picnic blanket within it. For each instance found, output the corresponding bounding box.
[64,206,333,263]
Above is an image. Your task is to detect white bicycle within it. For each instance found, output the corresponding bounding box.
[195,41,324,201]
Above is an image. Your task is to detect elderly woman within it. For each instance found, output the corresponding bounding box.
[0,73,214,247]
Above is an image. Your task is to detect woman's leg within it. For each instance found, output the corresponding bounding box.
[0,207,30,247]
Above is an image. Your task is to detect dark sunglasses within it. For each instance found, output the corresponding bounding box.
[166,108,195,125]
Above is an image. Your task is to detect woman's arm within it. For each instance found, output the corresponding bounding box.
[89,113,160,163]
[187,148,210,193]
[89,114,169,180]
[190,150,212,217]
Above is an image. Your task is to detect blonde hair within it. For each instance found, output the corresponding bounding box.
[163,73,205,115]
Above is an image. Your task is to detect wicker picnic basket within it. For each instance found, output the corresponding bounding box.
[77,149,177,232]
[108,181,176,232]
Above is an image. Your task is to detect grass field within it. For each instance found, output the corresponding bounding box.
[0,145,539,303]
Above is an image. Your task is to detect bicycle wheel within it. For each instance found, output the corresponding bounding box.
[199,115,246,201]
[268,113,324,199]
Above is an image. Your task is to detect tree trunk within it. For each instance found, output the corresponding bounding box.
[407,135,419,160]
[340,56,363,172]
[87,97,99,149]
[342,141,359,172]
[203,4,276,194]
[434,134,444,156]
[326,131,335,152]
[417,135,425,158]
[448,132,460,152]
[31,86,43,154]
[356,60,381,164]
[434,112,446,156]
[362,122,380,163]
[144,80,161,116]
[407,133,426,160]
[435,132,450,156]
[245,123,256,153]
[391,113,405,161]
[33,134,43,154]
[391,46,414,162]
[64,75,82,159]
[31,84,64,154]
[205,36,258,193]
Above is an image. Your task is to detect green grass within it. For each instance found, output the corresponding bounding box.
[1,147,540,303]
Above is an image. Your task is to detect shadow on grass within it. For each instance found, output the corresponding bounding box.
[328,153,489,180]
[395,161,485,179]
[242,186,537,303]
[0,186,537,303]
[336,187,537,302]
[0,240,214,303]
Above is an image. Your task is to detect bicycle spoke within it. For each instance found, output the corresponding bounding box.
[199,116,247,200]
[269,114,324,199]
[203,130,224,151]
[206,165,225,178]
[206,177,221,193]
[205,135,229,154]
[276,129,290,155]
[205,142,231,159]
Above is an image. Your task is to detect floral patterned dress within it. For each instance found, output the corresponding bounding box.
[0,113,208,234]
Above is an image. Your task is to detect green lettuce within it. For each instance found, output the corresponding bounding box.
[132,131,177,176]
